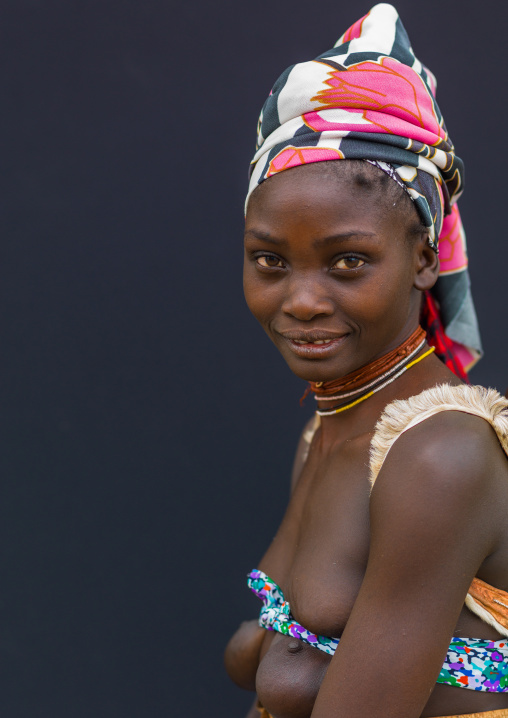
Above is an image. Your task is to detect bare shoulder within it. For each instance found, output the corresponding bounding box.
[371,382,508,492]
[371,408,508,552]
[375,407,508,486]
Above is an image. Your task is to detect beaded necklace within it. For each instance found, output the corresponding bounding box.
[316,346,434,417]
[305,326,435,417]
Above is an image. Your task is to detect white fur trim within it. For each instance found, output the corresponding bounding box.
[369,384,508,488]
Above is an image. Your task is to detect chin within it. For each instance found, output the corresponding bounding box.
[283,356,349,384]
[276,337,360,383]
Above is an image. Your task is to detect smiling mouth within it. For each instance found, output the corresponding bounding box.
[292,338,335,345]
[279,332,348,358]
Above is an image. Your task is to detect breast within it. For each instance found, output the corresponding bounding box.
[279,451,371,636]
[256,632,330,718]
[253,433,373,716]
[254,565,364,718]
[256,605,508,718]
[285,564,365,637]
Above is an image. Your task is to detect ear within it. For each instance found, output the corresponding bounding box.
[413,234,440,291]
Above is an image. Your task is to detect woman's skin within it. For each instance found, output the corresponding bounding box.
[225,161,508,718]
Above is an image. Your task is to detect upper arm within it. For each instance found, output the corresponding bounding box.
[290,414,319,494]
[310,411,506,718]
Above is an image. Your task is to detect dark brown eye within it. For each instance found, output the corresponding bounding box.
[257,255,284,268]
[333,257,365,270]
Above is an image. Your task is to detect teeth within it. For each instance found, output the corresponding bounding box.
[293,339,333,345]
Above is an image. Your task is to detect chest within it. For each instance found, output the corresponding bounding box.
[259,434,373,637]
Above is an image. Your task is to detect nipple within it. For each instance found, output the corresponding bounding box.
[287,640,303,654]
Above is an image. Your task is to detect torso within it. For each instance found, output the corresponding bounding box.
[253,398,508,718]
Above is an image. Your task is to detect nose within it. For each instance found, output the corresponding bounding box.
[281,274,334,321]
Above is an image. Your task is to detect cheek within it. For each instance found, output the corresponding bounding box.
[243,267,277,326]
[338,264,414,328]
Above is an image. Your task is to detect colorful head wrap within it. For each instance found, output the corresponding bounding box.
[246,2,482,377]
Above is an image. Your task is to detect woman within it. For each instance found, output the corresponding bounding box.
[225,5,508,718]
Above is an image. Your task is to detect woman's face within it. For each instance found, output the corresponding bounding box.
[243,162,436,383]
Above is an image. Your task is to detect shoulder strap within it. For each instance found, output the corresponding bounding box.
[369,384,508,489]
[301,413,321,466]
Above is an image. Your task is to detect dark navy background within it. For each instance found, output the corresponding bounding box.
[0,0,505,715]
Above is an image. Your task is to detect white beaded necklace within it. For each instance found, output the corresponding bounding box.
[315,338,427,402]
[316,345,435,417]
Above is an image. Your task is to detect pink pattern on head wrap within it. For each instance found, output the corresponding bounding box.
[267,147,344,176]
[339,13,367,43]
[303,58,447,147]
[438,205,468,275]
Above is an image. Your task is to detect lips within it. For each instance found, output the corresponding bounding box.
[277,330,349,359]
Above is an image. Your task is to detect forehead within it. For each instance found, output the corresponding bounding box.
[246,162,402,237]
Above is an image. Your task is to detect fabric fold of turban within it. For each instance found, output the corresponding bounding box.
[246,2,482,376]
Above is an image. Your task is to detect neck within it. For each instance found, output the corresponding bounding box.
[308,327,433,423]
[315,345,438,446]
[310,326,426,401]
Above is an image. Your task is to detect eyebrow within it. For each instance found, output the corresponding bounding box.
[312,231,378,247]
[244,229,287,245]
[244,228,378,247]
